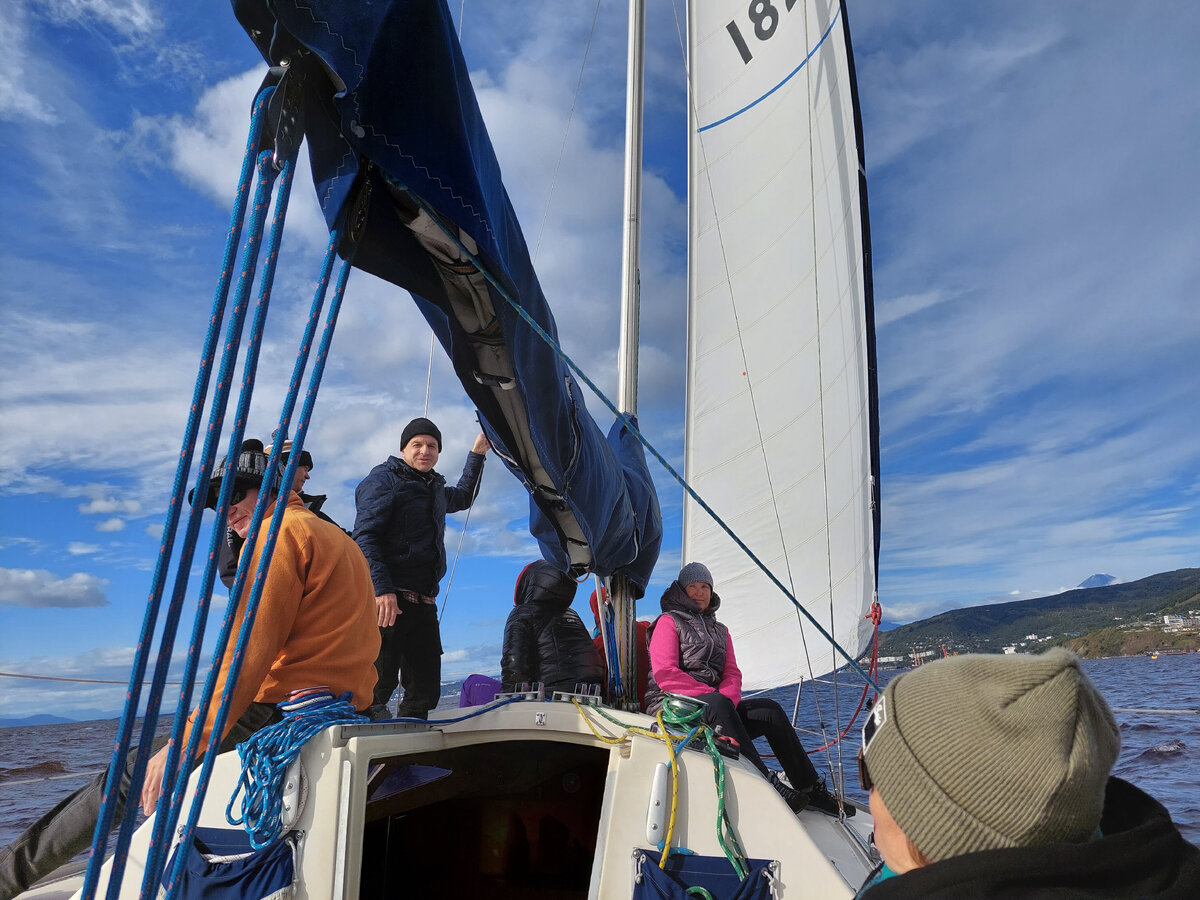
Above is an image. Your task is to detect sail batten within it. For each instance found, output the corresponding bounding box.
[684,0,879,689]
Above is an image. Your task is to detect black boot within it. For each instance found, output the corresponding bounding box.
[768,771,809,814]
[807,777,856,817]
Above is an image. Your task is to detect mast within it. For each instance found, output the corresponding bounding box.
[617,0,645,410]
[607,0,646,711]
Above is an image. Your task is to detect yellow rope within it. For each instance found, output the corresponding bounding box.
[569,700,708,869]
[657,710,681,869]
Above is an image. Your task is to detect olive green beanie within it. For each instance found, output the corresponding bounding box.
[864,648,1119,863]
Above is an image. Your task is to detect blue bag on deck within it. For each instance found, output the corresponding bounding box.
[159,827,298,900]
[632,849,779,900]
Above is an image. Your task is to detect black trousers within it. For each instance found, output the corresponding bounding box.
[372,600,443,719]
[0,703,281,900]
[695,692,819,791]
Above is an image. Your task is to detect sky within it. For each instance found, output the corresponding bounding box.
[1,1,1198,720]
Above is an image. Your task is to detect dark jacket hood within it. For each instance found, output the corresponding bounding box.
[660,580,721,616]
[514,560,577,611]
[860,777,1200,899]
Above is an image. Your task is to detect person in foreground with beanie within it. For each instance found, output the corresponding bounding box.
[644,563,853,818]
[855,648,1200,898]
[353,418,489,719]
[0,440,380,899]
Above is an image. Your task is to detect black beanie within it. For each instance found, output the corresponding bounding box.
[401,417,442,451]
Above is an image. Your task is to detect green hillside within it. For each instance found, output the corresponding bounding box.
[878,568,1200,658]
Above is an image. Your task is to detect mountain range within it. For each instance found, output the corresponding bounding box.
[877,568,1200,658]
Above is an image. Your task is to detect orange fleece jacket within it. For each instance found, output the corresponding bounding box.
[187,492,379,748]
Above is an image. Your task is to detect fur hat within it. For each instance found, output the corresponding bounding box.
[190,439,278,510]
[677,562,713,588]
[401,417,442,451]
[863,648,1120,863]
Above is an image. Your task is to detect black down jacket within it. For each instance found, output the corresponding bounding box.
[501,560,605,693]
[352,452,484,598]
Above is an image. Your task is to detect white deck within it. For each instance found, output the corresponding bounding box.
[42,699,875,898]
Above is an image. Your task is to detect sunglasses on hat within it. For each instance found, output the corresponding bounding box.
[857,694,887,792]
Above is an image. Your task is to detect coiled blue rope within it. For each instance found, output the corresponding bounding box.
[226,690,367,850]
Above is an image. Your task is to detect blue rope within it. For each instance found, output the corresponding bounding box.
[82,87,276,900]
[162,236,353,898]
[161,227,350,898]
[376,695,523,726]
[388,181,878,692]
[227,691,367,850]
[142,146,293,898]
[601,607,626,700]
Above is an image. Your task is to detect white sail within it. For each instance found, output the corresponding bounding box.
[683,0,879,689]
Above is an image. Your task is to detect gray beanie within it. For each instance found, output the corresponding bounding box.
[864,648,1119,863]
[678,562,713,588]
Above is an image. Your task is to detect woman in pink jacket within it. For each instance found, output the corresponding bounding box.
[644,563,850,817]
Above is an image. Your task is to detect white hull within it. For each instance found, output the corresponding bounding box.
[41,698,874,898]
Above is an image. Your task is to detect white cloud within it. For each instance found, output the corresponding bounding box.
[0,567,109,607]
[38,1,161,41]
[95,518,126,532]
[131,67,330,251]
[0,3,60,124]
[79,498,141,515]
[67,542,101,555]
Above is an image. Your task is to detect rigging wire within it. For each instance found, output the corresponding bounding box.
[389,177,877,691]
[670,0,852,793]
[531,0,603,264]
[797,1,844,796]
[442,0,598,619]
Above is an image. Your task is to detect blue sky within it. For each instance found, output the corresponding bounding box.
[2,1,1198,720]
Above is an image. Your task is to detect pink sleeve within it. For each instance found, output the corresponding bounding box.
[648,616,716,699]
[717,632,742,707]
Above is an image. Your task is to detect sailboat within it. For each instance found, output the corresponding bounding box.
[17,0,881,897]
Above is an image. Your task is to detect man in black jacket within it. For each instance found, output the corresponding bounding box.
[501,560,604,694]
[353,417,488,719]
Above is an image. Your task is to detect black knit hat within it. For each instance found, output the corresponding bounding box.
[189,439,277,510]
[401,417,442,451]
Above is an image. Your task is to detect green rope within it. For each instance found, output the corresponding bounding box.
[659,697,750,880]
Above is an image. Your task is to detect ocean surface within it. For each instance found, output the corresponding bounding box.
[1,654,1196,851]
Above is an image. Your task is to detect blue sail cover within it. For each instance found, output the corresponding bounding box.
[233,0,661,591]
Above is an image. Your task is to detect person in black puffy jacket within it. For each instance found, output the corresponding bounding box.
[501,560,605,694]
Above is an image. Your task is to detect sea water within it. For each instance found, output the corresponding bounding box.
[1,654,1196,849]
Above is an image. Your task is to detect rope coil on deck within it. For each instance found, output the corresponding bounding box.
[227,689,367,849]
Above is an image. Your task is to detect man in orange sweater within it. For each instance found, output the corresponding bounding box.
[0,440,378,899]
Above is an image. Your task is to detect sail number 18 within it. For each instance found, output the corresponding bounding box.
[727,0,801,64]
